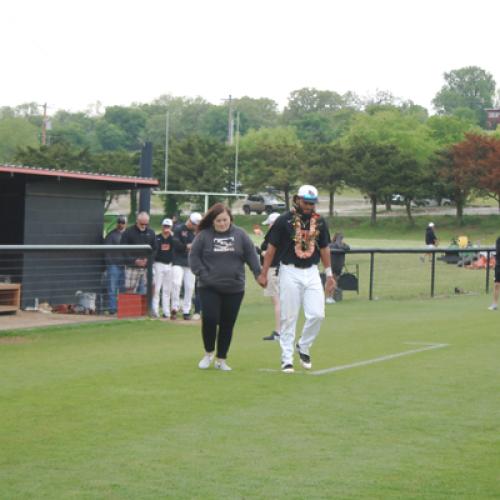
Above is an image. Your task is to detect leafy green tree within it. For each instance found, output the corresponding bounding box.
[283,87,348,121]
[306,142,348,216]
[343,109,437,221]
[239,127,303,206]
[0,116,39,161]
[233,96,279,134]
[344,138,402,225]
[95,120,128,151]
[103,106,147,150]
[432,66,496,127]
[292,109,358,144]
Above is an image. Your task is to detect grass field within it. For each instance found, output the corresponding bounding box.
[1,280,499,498]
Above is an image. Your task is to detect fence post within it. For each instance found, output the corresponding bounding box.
[486,251,491,294]
[430,251,436,298]
[369,252,374,300]
[146,255,153,315]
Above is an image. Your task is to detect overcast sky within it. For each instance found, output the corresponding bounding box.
[2,0,499,115]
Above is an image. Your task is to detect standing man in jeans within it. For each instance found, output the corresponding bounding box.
[104,215,127,314]
[258,185,335,373]
[120,211,156,294]
[171,212,202,320]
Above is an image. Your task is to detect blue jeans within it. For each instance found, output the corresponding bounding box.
[107,265,124,313]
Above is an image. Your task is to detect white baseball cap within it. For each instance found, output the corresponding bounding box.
[161,218,173,226]
[297,184,319,203]
[189,212,202,225]
[428,222,435,227]
[262,212,280,225]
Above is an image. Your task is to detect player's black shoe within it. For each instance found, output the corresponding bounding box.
[296,344,312,370]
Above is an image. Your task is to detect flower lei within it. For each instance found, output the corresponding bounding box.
[292,210,321,259]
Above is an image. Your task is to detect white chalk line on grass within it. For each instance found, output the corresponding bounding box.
[259,342,449,376]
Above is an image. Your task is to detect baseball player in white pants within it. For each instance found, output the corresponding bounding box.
[171,212,202,320]
[258,185,335,373]
[152,218,174,318]
[171,265,196,317]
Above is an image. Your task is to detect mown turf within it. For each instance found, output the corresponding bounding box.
[1,292,499,499]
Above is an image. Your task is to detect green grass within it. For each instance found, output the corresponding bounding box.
[1,289,500,498]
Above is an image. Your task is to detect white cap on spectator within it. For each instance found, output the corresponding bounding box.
[262,212,280,225]
[162,218,173,226]
[428,222,435,227]
[189,212,202,225]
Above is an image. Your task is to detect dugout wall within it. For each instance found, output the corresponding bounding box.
[0,165,159,308]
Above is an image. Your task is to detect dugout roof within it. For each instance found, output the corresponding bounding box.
[0,164,159,190]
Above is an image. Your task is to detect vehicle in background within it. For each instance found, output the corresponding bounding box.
[414,198,453,207]
[391,194,406,205]
[242,193,286,214]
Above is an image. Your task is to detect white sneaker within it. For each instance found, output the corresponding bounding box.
[214,359,232,371]
[198,352,215,369]
[192,313,201,321]
[488,304,498,311]
[326,297,335,304]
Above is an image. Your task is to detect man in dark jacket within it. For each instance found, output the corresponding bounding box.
[120,211,156,294]
[103,215,127,314]
[422,222,438,263]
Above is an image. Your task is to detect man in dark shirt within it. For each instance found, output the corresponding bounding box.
[171,212,201,320]
[103,215,127,314]
[258,185,335,373]
[152,218,175,318]
[422,222,438,263]
[120,211,156,294]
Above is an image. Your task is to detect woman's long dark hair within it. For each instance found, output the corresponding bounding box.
[198,203,233,231]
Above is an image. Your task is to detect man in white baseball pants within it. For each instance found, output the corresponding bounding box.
[258,185,335,373]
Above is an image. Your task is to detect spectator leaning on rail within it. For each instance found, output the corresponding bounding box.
[488,236,500,311]
[257,185,335,373]
[171,212,202,320]
[120,211,157,294]
[103,215,127,314]
[189,203,261,372]
[152,218,174,318]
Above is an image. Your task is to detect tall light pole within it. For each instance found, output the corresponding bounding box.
[164,110,170,192]
[234,111,240,193]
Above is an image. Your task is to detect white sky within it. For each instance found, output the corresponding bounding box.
[2,0,499,115]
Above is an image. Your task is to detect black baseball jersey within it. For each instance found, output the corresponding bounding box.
[155,233,174,264]
[267,210,330,268]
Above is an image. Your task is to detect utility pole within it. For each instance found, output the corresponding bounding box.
[226,94,234,145]
[234,111,240,193]
[164,110,170,191]
[41,103,48,146]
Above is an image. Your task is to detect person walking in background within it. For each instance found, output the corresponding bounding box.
[488,236,500,311]
[326,232,350,304]
[257,185,335,373]
[103,215,127,314]
[152,218,174,318]
[422,222,438,262]
[189,203,261,372]
[260,212,282,341]
[171,212,202,320]
[120,211,156,294]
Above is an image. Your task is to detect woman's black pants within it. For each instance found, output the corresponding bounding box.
[199,287,244,359]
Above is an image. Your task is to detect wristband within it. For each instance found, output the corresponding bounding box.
[325,268,333,277]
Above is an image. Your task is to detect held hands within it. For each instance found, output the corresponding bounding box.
[257,272,268,288]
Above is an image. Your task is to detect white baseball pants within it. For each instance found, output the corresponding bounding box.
[152,262,173,317]
[279,263,325,365]
[171,265,196,314]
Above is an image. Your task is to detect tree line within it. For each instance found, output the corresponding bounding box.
[2,65,500,224]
